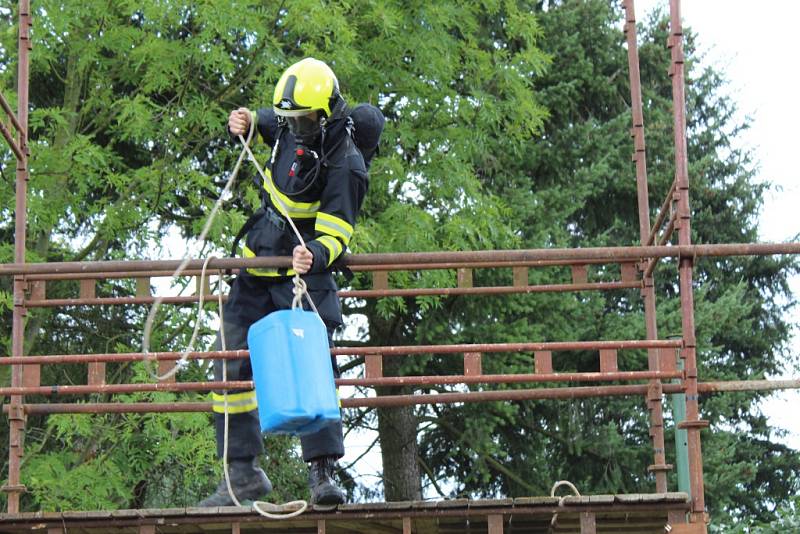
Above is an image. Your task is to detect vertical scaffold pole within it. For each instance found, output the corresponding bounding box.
[669,0,709,529]
[622,0,669,493]
[5,0,32,514]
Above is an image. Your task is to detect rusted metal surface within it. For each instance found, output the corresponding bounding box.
[599,350,618,373]
[535,351,553,374]
[1,383,686,412]
[7,377,797,415]
[6,0,31,514]
[571,265,588,284]
[0,90,24,135]
[8,383,689,414]
[338,370,682,386]
[0,371,684,398]
[25,295,221,307]
[646,180,677,247]
[463,352,482,376]
[19,259,622,281]
[696,379,800,393]
[364,354,383,379]
[0,380,255,397]
[0,339,684,365]
[0,120,24,160]
[23,281,643,308]
[0,494,692,533]
[457,267,473,288]
[0,349,249,366]
[346,384,687,407]
[21,280,643,309]
[669,0,706,521]
[624,0,669,493]
[643,214,677,279]
[338,339,683,356]
[4,243,800,277]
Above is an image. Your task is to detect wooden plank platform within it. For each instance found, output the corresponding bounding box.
[0,493,690,533]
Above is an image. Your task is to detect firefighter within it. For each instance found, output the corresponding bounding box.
[199,57,383,507]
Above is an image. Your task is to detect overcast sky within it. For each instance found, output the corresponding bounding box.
[634,0,800,447]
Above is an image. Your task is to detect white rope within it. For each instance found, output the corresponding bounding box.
[549,480,581,531]
[141,111,257,380]
[140,108,313,518]
[219,284,308,518]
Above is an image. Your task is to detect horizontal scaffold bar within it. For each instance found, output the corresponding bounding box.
[5,379,798,414]
[2,243,799,276]
[23,281,642,308]
[22,259,618,280]
[0,339,683,365]
[0,371,684,397]
[1,384,687,412]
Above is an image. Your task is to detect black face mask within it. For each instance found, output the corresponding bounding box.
[287,114,322,146]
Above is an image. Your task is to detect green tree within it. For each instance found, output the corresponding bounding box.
[0,0,312,509]
[0,0,549,509]
[414,1,799,527]
[1,0,796,526]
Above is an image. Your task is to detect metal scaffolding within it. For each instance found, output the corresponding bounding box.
[1,1,798,532]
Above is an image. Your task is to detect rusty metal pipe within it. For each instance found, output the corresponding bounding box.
[338,370,682,387]
[8,378,800,415]
[0,90,24,135]
[337,339,681,355]
[668,0,706,519]
[22,281,643,308]
[0,350,249,366]
[0,120,24,160]
[0,339,682,366]
[697,379,800,393]
[22,259,621,281]
[624,0,668,493]
[0,371,688,397]
[2,384,686,413]
[643,215,678,279]
[4,243,800,277]
[0,381,254,397]
[6,0,31,514]
[646,180,678,246]
[25,295,228,308]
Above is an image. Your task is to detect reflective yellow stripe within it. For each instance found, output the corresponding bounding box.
[242,244,296,277]
[212,391,255,403]
[337,387,341,408]
[211,391,258,414]
[262,168,319,219]
[315,212,353,243]
[316,235,343,266]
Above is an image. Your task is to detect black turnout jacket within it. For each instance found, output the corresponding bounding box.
[241,107,376,282]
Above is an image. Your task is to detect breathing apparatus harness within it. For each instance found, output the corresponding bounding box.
[228,111,353,262]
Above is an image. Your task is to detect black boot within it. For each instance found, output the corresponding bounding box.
[308,456,346,505]
[198,458,272,507]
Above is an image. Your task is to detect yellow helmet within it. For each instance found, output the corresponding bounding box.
[273,58,343,119]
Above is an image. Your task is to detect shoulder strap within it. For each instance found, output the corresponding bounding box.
[229,207,265,260]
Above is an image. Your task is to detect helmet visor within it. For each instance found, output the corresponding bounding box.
[286,113,321,142]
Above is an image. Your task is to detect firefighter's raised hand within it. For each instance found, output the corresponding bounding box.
[228,108,251,136]
[292,245,313,274]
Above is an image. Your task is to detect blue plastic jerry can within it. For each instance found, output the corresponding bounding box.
[247,308,341,436]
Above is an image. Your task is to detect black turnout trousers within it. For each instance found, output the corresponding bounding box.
[212,272,344,463]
